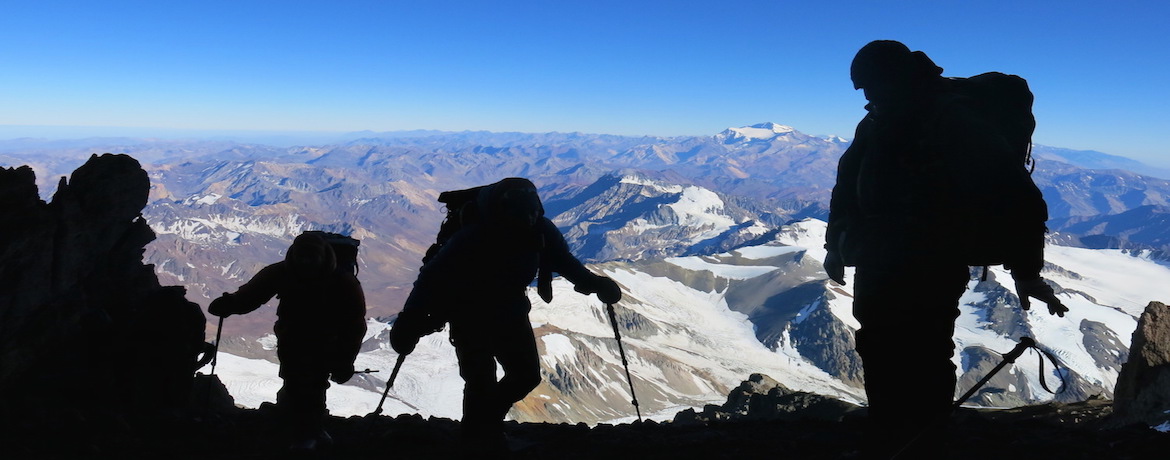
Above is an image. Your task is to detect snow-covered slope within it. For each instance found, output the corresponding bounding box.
[206,219,1167,423]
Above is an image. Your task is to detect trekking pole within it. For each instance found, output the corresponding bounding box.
[210,315,225,376]
[201,315,226,415]
[370,353,407,416]
[890,336,1036,459]
[952,336,1034,409]
[606,303,642,423]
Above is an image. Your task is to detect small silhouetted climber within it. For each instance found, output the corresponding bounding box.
[824,40,1067,457]
[390,177,621,453]
[208,232,366,451]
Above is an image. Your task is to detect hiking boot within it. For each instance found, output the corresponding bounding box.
[287,429,332,453]
[288,436,318,452]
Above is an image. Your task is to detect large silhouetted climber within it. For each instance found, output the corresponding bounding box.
[824,40,1067,457]
[208,231,366,451]
[390,177,621,453]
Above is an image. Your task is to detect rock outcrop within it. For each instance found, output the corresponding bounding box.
[1112,301,1170,428]
[672,373,862,424]
[0,154,209,429]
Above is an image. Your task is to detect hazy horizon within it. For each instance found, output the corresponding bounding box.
[4,122,1168,173]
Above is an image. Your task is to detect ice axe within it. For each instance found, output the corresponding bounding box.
[606,303,642,423]
[369,353,407,416]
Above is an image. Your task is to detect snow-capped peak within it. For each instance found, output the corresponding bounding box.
[716,122,797,144]
[619,174,684,194]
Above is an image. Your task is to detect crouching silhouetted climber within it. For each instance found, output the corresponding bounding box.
[390,177,621,453]
[208,232,366,451]
[824,40,1067,457]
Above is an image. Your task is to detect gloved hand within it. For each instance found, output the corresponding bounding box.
[824,250,846,285]
[575,275,622,304]
[595,276,622,304]
[330,363,355,384]
[390,312,422,356]
[1015,277,1068,317]
[208,292,236,317]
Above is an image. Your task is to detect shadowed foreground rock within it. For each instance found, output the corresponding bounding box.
[1112,301,1170,429]
[4,375,1166,459]
[0,154,207,432]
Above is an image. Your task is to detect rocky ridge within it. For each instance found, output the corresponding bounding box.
[0,154,206,434]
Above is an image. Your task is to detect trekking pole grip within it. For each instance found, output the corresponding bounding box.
[1003,336,1035,363]
[953,336,1036,409]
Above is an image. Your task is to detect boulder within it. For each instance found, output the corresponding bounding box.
[1111,301,1170,427]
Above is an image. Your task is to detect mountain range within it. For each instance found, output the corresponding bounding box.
[2,122,1168,424]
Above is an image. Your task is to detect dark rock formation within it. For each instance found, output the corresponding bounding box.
[0,154,211,429]
[1112,301,1170,428]
[3,368,1162,458]
[672,373,862,424]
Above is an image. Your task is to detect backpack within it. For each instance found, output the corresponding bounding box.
[302,230,361,275]
[936,72,1048,277]
[422,178,556,301]
[947,72,1037,171]
[422,185,488,265]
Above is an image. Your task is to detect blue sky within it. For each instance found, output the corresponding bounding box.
[1,1,1167,166]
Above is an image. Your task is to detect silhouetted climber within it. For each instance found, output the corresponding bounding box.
[824,40,1067,457]
[390,177,621,453]
[208,232,366,451]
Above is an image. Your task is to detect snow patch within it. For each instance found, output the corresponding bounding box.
[793,300,820,325]
[619,175,683,194]
[667,186,737,244]
[733,244,803,260]
[257,334,277,351]
[541,333,576,362]
[664,256,778,280]
[193,193,221,205]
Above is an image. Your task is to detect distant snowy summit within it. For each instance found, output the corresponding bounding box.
[716,122,795,144]
[715,122,848,145]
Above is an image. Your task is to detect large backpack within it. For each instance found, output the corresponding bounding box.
[947,72,1037,171]
[302,230,361,275]
[422,185,488,265]
[936,72,1048,277]
[421,178,556,301]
